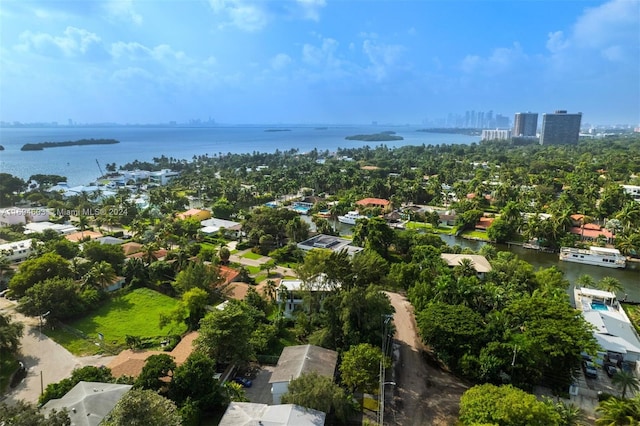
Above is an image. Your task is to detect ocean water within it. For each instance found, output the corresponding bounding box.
[0,126,480,186]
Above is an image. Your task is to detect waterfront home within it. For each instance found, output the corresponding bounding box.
[0,239,34,263]
[574,287,640,363]
[149,169,179,186]
[269,344,338,405]
[65,230,103,242]
[440,253,492,279]
[296,234,363,256]
[569,224,615,244]
[356,197,391,210]
[220,403,326,426]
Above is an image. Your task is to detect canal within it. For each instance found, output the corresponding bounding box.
[308,216,640,302]
[438,234,640,302]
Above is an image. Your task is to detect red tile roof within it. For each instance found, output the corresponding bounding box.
[356,198,390,207]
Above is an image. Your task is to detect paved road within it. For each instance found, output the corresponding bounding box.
[385,292,469,426]
[1,298,113,404]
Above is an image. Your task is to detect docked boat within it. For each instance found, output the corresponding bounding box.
[559,246,626,269]
[337,211,366,225]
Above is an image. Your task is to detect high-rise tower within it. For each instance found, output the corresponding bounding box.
[513,112,538,137]
[540,110,582,145]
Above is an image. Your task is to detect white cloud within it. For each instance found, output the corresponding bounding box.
[302,37,339,67]
[459,43,526,75]
[208,0,325,31]
[362,39,406,81]
[17,26,102,57]
[104,0,142,25]
[208,0,269,31]
[295,0,326,21]
[271,53,292,70]
[546,31,569,53]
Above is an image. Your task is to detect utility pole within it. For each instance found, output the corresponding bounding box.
[379,314,393,425]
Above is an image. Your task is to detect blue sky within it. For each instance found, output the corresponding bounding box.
[1,0,638,125]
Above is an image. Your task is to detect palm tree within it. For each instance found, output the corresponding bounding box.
[595,396,636,425]
[576,274,596,289]
[612,370,640,399]
[597,277,625,295]
[83,261,117,290]
[616,202,640,233]
[454,258,477,279]
[265,279,278,303]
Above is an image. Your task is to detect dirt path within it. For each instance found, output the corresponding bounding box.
[385,292,469,426]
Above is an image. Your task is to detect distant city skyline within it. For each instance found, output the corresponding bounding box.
[1,0,638,125]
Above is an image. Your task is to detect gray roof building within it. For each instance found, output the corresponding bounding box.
[219,402,325,426]
[297,234,363,256]
[43,381,132,426]
[270,345,338,384]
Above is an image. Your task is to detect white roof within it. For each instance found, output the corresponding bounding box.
[0,239,32,251]
[24,221,78,235]
[582,308,640,357]
[219,403,325,426]
[43,381,132,426]
[578,287,617,300]
[279,274,336,292]
[440,254,492,273]
[200,218,242,232]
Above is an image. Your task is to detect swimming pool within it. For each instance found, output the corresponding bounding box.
[591,302,609,311]
[293,205,310,214]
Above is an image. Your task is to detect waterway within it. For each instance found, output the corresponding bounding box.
[438,234,640,302]
[310,215,640,302]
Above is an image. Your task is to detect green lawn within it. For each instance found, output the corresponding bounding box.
[624,304,640,335]
[460,230,491,241]
[405,221,432,230]
[242,251,263,260]
[47,288,186,356]
[245,265,261,274]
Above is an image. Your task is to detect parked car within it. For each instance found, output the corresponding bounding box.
[605,364,618,377]
[583,360,598,379]
[233,377,252,388]
[10,361,27,388]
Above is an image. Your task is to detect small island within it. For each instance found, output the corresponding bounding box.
[345,131,404,141]
[0,145,4,150]
[417,128,482,136]
[20,138,120,151]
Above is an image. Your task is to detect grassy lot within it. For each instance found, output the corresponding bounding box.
[242,251,264,260]
[46,288,186,356]
[405,221,432,230]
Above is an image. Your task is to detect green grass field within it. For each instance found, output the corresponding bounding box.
[242,251,263,260]
[47,288,186,356]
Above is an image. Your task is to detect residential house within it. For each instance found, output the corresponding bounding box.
[356,197,391,210]
[200,217,243,238]
[269,345,338,405]
[569,224,615,244]
[0,239,34,263]
[108,332,199,378]
[42,381,132,426]
[440,253,492,279]
[149,169,179,186]
[177,208,211,221]
[24,221,77,235]
[475,216,494,231]
[0,208,27,226]
[575,288,640,363]
[278,275,336,318]
[65,230,103,242]
[219,402,325,426]
[297,234,363,257]
[622,184,640,203]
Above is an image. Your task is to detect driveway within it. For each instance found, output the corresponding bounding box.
[243,365,275,405]
[1,298,114,404]
[385,292,469,426]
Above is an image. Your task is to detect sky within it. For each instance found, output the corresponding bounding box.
[0,0,638,126]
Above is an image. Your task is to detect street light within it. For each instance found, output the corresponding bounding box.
[379,314,393,425]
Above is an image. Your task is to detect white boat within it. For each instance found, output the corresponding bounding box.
[559,246,626,269]
[337,211,366,225]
